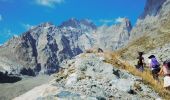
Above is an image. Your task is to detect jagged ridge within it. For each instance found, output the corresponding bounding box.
[0,18,132,76]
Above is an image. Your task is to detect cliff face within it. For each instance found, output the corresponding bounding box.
[0,20,95,75]
[95,18,132,50]
[140,0,167,19]
[119,0,170,63]
[130,0,170,39]
[0,18,132,76]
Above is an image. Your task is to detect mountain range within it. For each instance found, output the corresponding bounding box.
[0,16,132,76]
[0,0,170,77]
[1,0,170,100]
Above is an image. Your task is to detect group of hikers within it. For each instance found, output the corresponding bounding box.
[136,52,170,90]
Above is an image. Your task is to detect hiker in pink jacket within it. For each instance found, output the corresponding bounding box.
[159,60,170,90]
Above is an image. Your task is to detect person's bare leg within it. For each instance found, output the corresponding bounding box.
[167,86,170,91]
[155,74,161,84]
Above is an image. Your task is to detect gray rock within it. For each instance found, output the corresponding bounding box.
[52,53,160,100]
[55,91,81,99]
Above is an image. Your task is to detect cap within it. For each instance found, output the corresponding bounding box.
[148,55,155,59]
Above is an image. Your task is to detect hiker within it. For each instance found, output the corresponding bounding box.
[148,55,160,81]
[158,60,170,90]
[136,52,145,72]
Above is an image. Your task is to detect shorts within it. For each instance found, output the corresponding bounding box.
[164,76,170,87]
[135,65,144,72]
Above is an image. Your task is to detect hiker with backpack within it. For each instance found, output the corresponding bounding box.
[159,60,170,90]
[148,55,160,81]
[135,52,145,72]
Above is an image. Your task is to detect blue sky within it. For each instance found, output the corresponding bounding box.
[0,0,146,44]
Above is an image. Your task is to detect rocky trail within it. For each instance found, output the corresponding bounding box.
[13,53,161,100]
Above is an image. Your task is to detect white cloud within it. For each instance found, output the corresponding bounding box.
[0,29,14,38]
[22,23,35,30]
[99,19,114,23]
[115,17,126,23]
[0,29,18,45]
[13,34,19,38]
[6,30,18,38]
[36,0,64,7]
[0,14,2,21]
[7,29,13,36]
[99,17,127,25]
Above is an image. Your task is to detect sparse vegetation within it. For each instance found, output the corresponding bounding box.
[104,52,170,100]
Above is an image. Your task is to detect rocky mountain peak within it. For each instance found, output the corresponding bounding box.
[119,18,132,32]
[140,0,167,19]
[59,18,79,28]
[35,22,54,30]
[79,19,97,29]
[59,18,96,30]
[40,22,56,30]
[124,18,132,27]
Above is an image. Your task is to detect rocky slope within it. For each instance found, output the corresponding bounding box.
[120,0,170,62]
[0,18,132,76]
[13,53,160,100]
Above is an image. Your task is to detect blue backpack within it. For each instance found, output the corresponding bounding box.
[151,58,160,68]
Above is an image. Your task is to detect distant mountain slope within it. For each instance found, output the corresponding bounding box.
[95,18,132,50]
[0,18,132,76]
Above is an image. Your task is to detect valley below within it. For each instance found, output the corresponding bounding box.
[0,75,53,100]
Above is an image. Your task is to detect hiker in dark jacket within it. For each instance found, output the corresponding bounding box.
[148,55,160,81]
[136,52,145,72]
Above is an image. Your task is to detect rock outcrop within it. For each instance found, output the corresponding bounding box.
[13,53,160,100]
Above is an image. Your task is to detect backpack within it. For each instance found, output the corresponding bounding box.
[151,58,160,68]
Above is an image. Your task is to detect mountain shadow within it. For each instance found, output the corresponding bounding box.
[0,71,22,83]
